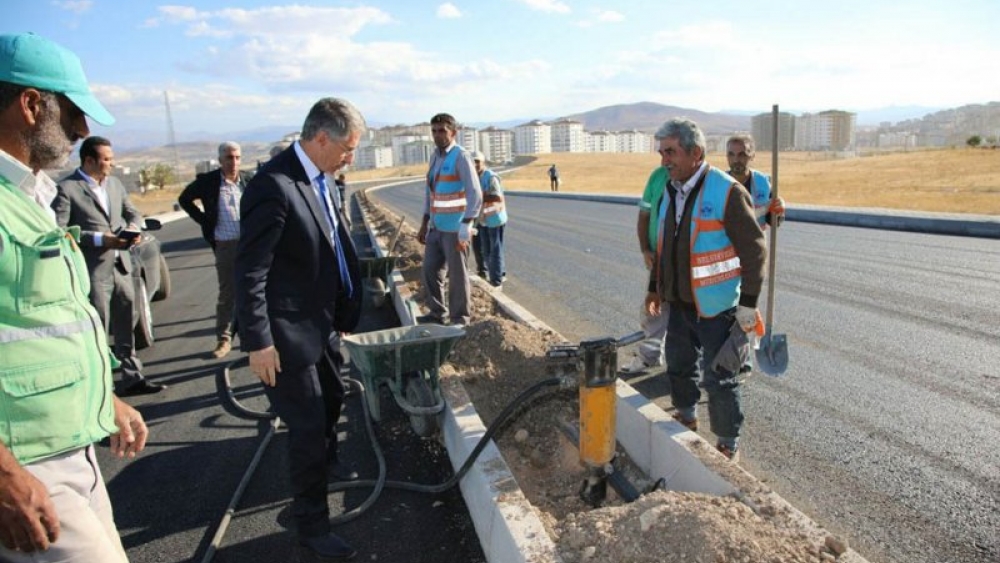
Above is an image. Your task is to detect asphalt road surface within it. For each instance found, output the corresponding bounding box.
[372,179,1000,563]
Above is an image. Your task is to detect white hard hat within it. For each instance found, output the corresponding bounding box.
[472,151,485,162]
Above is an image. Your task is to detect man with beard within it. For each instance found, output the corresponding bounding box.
[415,113,482,327]
[0,32,149,562]
[725,134,785,229]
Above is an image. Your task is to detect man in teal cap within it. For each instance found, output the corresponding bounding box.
[0,32,148,563]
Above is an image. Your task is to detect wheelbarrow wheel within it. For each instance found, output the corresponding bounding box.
[405,374,439,437]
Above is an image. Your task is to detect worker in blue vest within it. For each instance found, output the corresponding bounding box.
[472,151,507,289]
[725,134,785,229]
[0,32,149,562]
[416,113,482,327]
[645,118,767,462]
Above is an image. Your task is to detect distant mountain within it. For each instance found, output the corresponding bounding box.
[562,101,750,135]
[854,105,944,126]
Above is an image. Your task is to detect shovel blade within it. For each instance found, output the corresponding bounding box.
[755,331,789,377]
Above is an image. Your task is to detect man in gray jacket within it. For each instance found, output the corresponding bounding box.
[54,135,165,396]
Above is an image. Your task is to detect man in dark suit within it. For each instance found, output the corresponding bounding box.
[178,141,254,358]
[235,98,364,561]
[53,136,165,396]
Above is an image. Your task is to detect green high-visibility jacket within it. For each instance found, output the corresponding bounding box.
[0,174,116,465]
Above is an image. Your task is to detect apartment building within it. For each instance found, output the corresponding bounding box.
[355,145,394,170]
[795,110,857,151]
[616,129,653,154]
[586,130,616,152]
[478,126,513,163]
[751,111,796,151]
[457,127,479,152]
[513,119,552,155]
[550,118,586,152]
[399,140,436,165]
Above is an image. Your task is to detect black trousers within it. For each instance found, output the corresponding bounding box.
[262,343,346,537]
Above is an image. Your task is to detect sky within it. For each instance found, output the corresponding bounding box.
[5,0,999,137]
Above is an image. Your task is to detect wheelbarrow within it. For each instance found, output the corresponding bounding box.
[358,256,397,308]
[342,324,466,437]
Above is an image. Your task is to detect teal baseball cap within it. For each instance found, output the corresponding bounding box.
[0,32,114,126]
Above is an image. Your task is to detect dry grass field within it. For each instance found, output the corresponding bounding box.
[130,148,1000,217]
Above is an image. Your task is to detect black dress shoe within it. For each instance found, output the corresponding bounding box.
[329,461,359,482]
[298,532,356,561]
[117,380,167,397]
[415,314,443,324]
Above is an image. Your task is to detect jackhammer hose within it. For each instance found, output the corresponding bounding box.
[328,375,564,498]
[214,357,564,530]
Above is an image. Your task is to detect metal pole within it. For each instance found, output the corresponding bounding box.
[765,105,779,333]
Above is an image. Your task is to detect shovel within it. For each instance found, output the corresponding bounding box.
[755,104,789,376]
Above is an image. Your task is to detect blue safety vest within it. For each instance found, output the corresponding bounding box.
[479,169,507,228]
[689,167,743,317]
[749,170,771,228]
[429,147,467,232]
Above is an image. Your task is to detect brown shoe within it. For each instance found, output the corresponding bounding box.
[671,412,698,432]
[212,339,232,359]
[716,444,740,463]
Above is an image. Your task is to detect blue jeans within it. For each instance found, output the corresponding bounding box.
[665,304,744,442]
[479,225,505,286]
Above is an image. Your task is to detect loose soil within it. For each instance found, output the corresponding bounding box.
[359,194,851,563]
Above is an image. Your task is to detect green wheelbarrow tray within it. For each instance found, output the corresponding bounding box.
[342,324,466,433]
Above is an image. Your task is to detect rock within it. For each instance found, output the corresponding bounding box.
[639,506,661,532]
[514,428,530,443]
[580,546,597,560]
[825,535,849,556]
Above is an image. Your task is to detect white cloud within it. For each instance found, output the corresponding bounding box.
[51,0,92,14]
[514,0,570,14]
[436,3,462,19]
[146,5,552,126]
[595,10,624,22]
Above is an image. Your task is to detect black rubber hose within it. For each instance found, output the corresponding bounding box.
[328,375,563,496]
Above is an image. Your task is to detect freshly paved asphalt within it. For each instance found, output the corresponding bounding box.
[372,180,1000,563]
[96,200,486,563]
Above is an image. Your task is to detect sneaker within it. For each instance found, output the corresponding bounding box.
[716,443,740,462]
[671,412,698,432]
[212,339,232,359]
[618,356,653,375]
[491,283,503,291]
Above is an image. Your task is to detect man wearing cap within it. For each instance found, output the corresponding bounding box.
[416,113,482,326]
[645,118,766,462]
[0,33,149,562]
[472,151,507,289]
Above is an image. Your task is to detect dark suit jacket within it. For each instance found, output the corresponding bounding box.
[234,147,362,372]
[52,170,142,285]
[178,168,254,248]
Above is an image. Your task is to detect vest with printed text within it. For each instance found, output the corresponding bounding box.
[689,167,743,317]
[749,169,772,228]
[0,176,117,464]
[429,147,467,232]
[479,169,507,228]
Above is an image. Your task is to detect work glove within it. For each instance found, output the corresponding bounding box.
[768,196,786,227]
[735,306,758,333]
[458,221,473,243]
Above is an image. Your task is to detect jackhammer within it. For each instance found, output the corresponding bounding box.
[546,330,658,507]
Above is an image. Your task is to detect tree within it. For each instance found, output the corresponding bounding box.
[966,135,982,148]
[143,163,176,190]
